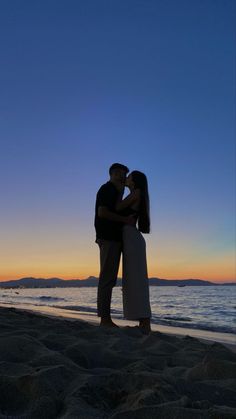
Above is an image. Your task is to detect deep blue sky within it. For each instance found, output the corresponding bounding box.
[0,0,235,281]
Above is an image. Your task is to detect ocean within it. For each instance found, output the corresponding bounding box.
[0,285,235,335]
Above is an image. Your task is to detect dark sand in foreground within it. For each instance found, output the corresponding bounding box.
[0,307,236,418]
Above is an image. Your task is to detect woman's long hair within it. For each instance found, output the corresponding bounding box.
[131,171,150,233]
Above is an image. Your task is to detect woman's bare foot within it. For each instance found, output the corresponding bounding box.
[139,318,151,334]
[100,317,119,328]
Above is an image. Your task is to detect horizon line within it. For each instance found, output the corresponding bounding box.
[0,276,235,284]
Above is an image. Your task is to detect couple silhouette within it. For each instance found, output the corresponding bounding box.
[95,163,152,334]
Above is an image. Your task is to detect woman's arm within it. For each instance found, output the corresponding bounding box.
[115,189,140,211]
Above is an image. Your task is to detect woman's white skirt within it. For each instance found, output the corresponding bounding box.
[122,225,152,320]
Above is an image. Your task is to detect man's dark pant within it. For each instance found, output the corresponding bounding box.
[97,239,122,318]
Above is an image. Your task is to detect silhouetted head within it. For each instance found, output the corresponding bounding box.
[126,170,150,234]
[126,171,147,190]
[109,163,129,184]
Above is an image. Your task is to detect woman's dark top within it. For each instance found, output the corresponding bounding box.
[120,207,139,223]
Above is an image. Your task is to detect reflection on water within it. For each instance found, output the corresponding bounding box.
[0,285,235,334]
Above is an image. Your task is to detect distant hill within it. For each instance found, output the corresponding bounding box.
[148,278,217,286]
[0,277,97,289]
[0,276,233,289]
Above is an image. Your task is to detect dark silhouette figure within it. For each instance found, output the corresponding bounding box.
[116,170,152,334]
[94,163,133,328]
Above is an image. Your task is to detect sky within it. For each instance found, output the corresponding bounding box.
[0,0,235,282]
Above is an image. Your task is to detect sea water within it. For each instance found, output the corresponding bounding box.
[0,285,235,334]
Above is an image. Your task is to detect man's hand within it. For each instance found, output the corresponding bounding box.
[124,215,136,226]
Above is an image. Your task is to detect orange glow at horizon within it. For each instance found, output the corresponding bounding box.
[0,226,235,283]
[0,265,235,283]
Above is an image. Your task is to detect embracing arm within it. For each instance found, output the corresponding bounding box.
[115,189,140,211]
[98,207,134,224]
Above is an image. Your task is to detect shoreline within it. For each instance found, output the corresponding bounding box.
[1,302,235,350]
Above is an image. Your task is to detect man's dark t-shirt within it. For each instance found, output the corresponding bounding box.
[95,181,123,242]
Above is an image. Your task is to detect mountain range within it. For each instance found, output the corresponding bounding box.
[0,277,235,288]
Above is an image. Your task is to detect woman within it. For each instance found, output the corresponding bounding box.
[116,170,152,334]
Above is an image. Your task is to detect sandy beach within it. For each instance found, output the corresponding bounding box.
[0,307,235,418]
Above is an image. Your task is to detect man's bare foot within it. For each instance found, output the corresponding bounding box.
[100,318,119,328]
[139,318,151,334]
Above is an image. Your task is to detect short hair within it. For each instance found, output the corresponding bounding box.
[109,163,129,175]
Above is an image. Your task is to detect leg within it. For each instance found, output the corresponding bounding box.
[122,226,152,321]
[97,240,122,326]
[139,318,151,334]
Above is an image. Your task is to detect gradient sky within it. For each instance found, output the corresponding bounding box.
[0,0,235,282]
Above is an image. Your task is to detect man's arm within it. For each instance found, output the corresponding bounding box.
[98,206,134,224]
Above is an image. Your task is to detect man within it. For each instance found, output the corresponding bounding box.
[95,162,134,327]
